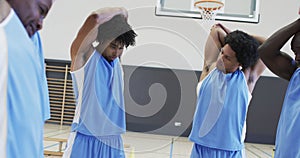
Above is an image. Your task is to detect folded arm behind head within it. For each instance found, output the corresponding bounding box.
[259,19,300,81]
[199,23,229,81]
[242,35,266,93]
[70,7,129,71]
[96,14,136,51]
[95,14,137,62]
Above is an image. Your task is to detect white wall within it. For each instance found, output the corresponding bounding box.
[41,0,299,76]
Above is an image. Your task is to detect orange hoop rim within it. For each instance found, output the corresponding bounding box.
[194,0,224,11]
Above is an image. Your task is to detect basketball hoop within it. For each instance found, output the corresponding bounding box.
[194,0,224,21]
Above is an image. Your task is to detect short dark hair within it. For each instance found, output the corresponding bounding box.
[97,15,137,48]
[225,30,259,69]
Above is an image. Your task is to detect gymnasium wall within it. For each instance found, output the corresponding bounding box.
[41,0,299,75]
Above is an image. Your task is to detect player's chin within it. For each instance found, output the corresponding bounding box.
[216,61,226,72]
[110,56,117,61]
[25,26,36,37]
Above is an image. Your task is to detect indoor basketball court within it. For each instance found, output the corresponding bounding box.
[2,0,299,157]
[41,0,298,157]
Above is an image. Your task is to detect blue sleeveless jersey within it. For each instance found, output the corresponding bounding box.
[2,10,49,158]
[275,68,300,158]
[70,51,126,136]
[31,32,50,121]
[189,68,250,151]
[31,32,50,120]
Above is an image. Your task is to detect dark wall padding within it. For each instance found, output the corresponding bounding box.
[246,77,288,144]
[124,66,200,137]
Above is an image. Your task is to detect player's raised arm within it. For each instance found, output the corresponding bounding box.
[199,23,230,81]
[258,18,300,81]
[70,7,128,71]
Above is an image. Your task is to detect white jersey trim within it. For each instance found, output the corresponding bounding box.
[0,26,8,158]
[0,9,13,27]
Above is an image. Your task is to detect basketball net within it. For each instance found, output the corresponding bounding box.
[194,0,224,22]
[200,10,217,21]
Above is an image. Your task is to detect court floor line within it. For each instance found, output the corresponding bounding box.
[250,144,272,157]
[246,146,261,157]
[44,143,60,149]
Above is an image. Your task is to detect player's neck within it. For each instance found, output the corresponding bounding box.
[0,1,10,23]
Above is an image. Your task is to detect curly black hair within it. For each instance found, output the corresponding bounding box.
[97,15,137,48]
[225,30,259,69]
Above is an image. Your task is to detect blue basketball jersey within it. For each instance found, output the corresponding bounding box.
[275,68,300,158]
[31,32,50,121]
[189,68,250,151]
[70,51,126,136]
[3,9,49,158]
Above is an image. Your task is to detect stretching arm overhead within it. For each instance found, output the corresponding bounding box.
[258,19,300,81]
[70,7,128,71]
[199,23,230,81]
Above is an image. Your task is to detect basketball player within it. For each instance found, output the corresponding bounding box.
[189,23,266,158]
[0,0,52,157]
[259,18,300,158]
[63,7,137,158]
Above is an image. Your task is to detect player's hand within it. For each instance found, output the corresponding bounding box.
[215,23,230,34]
[93,7,128,25]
